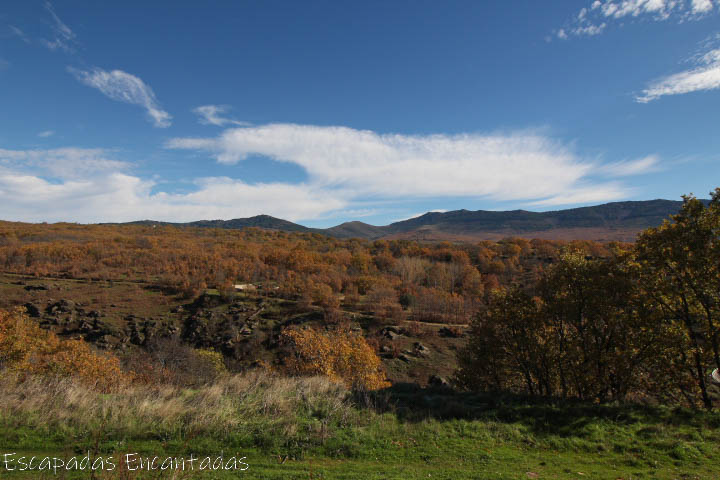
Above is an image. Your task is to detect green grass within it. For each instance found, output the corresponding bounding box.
[0,375,718,479]
[0,420,717,479]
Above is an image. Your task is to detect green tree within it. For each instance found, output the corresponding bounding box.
[539,250,656,402]
[456,287,551,395]
[457,250,658,403]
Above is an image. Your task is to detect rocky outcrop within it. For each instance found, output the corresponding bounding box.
[380,325,404,340]
[428,375,451,389]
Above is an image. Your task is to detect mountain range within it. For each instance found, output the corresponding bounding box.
[124,199,702,242]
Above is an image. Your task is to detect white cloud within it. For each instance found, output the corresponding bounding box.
[598,0,673,19]
[0,146,342,223]
[530,183,629,206]
[600,155,661,175]
[0,147,129,179]
[637,48,720,102]
[0,126,655,224]
[328,208,379,219]
[69,67,172,127]
[167,123,639,206]
[0,173,343,223]
[37,130,55,138]
[572,23,607,36]
[558,0,716,38]
[692,0,714,13]
[193,105,250,127]
[41,2,77,53]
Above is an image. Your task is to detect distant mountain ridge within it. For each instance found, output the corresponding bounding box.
[121,199,706,242]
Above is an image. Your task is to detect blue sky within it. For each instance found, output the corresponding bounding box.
[1,1,719,227]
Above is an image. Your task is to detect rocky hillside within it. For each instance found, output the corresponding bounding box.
[4,276,464,386]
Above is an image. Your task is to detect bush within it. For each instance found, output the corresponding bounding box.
[281,326,390,391]
[0,308,129,392]
[140,337,228,386]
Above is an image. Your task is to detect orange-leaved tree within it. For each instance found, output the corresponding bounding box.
[281,326,390,391]
[0,308,129,392]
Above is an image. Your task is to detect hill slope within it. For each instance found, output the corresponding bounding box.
[120,199,704,242]
[377,199,696,241]
[123,215,317,233]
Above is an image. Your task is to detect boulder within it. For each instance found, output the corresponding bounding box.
[23,303,41,317]
[439,327,464,338]
[384,330,400,341]
[24,284,48,291]
[46,299,74,315]
[413,342,430,356]
[381,326,404,340]
[428,375,450,388]
[130,330,146,345]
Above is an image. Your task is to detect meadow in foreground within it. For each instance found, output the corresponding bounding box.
[0,372,719,479]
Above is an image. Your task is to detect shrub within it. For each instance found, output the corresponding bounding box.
[0,308,129,392]
[195,348,228,377]
[142,337,228,386]
[281,326,390,391]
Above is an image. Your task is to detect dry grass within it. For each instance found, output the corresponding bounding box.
[2,371,720,479]
[0,371,358,444]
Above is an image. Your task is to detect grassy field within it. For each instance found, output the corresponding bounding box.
[0,373,718,479]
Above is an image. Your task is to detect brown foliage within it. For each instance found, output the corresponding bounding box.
[0,221,585,332]
[0,308,129,392]
[281,326,390,391]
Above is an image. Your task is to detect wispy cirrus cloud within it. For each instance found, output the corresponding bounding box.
[7,25,30,44]
[600,155,661,175]
[68,67,172,127]
[0,147,130,179]
[530,183,629,206]
[10,4,172,128]
[555,0,717,39]
[636,47,720,102]
[167,123,645,207]
[193,105,250,127]
[37,130,55,138]
[41,1,78,53]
